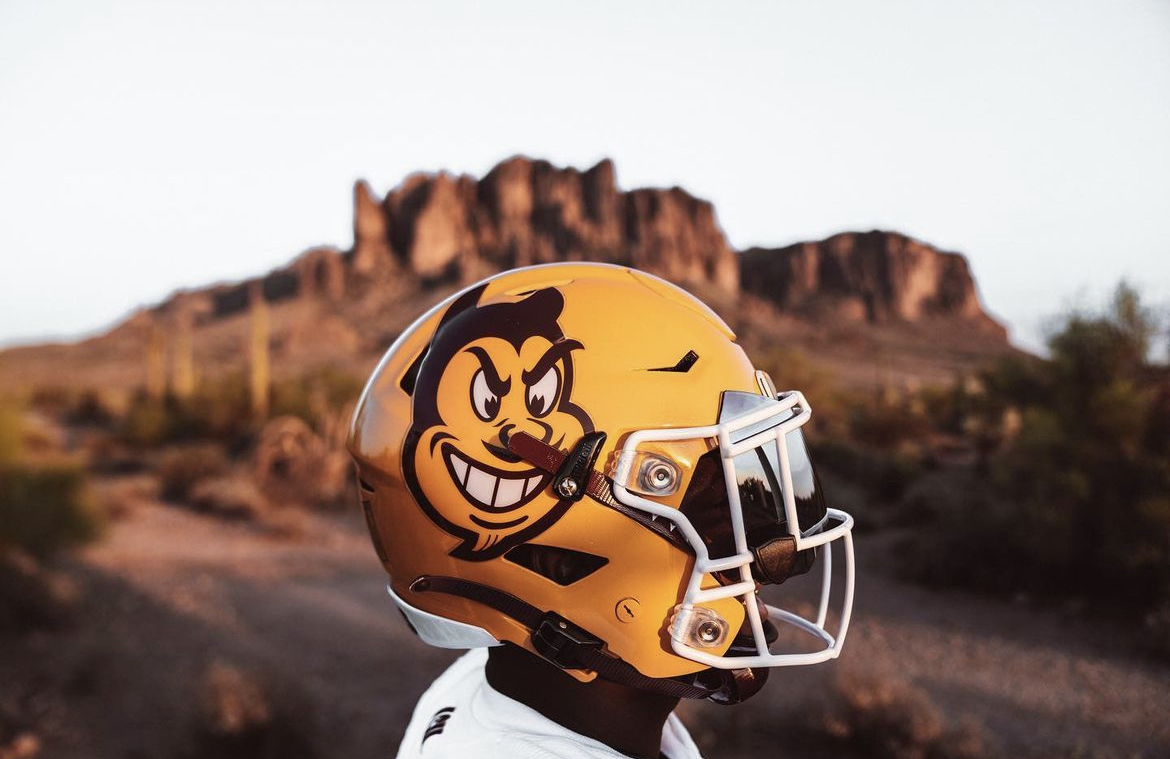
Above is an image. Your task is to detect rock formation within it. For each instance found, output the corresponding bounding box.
[162,158,1002,340]
[0,157,1016,398]
[741,231,1005,336]
[352,156,739,293]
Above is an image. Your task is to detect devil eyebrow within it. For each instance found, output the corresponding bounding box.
[521,339,583,386]
[464,346,512,396]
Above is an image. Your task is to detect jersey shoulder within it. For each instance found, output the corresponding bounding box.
[396,648,704,759]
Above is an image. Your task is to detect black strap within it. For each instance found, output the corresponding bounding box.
[409,575,717,701]
[507,431,690,550]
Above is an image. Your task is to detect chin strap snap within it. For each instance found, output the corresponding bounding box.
[410,575,760,703]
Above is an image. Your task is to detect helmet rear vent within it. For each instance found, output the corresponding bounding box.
[504,544,608,586]
[647,350,699,373]
[399,344,429,396]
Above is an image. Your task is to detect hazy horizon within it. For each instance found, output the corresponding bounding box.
[2,0,1168,356]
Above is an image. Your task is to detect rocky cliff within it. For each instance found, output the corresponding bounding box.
[177,158,1003,340]
[351,156,739,293]
[194,156,739,322]
[741,231,1006,337]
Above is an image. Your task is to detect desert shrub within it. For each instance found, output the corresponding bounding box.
[0,463,103,559]
[895,283,1170,615]
[270,366,363,433]
[188,477,268,520]
[0,401,22,466]
[117,368,361,449]
[252,416,352,510]
[755,347,850,435]
[849,399,934,452]
[119,376,253,448]
[184,375,254,443]
[158,445,228,502]
[67,390,116,427]
[813,438,923,517]
[185,661,318,759]
[27,385,73,413]
[822,671,991,759]
[892,473,1049,593]
[121,392,174,446]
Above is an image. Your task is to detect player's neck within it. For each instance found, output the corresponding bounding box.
[485,644,680,759]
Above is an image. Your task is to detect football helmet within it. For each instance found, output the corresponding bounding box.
[348,263,854,703]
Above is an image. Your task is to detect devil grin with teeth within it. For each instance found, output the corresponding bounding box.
[401,284,594,561]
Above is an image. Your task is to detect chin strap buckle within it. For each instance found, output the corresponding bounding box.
[532,612,603,669]
[552,431,607,502]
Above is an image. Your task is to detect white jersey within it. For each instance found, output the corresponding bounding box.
[396,649,704,759]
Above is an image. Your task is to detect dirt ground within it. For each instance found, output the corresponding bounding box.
[3,478,1169,759]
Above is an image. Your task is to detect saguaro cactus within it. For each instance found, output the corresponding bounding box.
[146,321,167,401]
[249,283,271,420]
[171,309,195,401]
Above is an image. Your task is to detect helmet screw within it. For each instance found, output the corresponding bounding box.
[557,478,579,498]
[697,620,723,644]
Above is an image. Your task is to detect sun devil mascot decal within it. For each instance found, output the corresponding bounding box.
[402,285,594,561]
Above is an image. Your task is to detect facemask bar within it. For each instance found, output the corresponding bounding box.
[611,389,855,669]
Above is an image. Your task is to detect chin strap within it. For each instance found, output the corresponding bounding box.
[410,575,720,700]
[410,575,765,705]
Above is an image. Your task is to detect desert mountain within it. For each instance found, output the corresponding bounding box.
[0,156,1012,400]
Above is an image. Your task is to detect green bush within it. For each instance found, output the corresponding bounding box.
[0,463,103,559]
[116,367,363,448]
[119,378,253,447]
[894,282,1170,614]
[813,438,923,509]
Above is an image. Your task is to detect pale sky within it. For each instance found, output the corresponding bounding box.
[2,0,1168,354]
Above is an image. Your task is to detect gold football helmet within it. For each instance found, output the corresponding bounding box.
[348,263,854,703]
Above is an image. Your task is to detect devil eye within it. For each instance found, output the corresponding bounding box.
[471,369,500,421]
[526,366,559,418]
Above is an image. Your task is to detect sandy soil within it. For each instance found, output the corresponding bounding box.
[3,485,1168,759]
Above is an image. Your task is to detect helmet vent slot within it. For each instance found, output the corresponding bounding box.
[504,544,608,586]
[647,350,699,373]
[357,478,389,562]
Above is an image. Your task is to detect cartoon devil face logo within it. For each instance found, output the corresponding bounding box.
[402,285,593,561]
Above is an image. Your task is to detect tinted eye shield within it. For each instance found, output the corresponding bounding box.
[610,389,855,669]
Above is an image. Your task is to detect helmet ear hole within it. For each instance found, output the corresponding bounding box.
[505,544,609,586]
